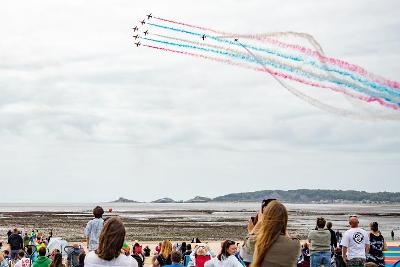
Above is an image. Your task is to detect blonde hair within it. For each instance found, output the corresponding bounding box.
[251,200,288,267]
[160,240,172,259]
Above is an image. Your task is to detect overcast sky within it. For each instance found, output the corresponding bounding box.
[0,0,399,203]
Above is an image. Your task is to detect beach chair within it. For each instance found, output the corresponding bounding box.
[384,246,400,267]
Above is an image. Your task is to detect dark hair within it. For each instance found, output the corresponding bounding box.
[316,218,326,229]
[3,250,9,255]
[217,240,236,261]
[171,251,182,263]
[78,252,86,266]
[186,244,192,251]
[50,253,63,267]
[93,206,104,218]
[13,228,18,233]
[18,250,25,258]
[38,247,47,257]
[26,246,33,256]
[181,242,186,253]
[96,217,125,260]
[326,222,333,229]
[370,222,379,232]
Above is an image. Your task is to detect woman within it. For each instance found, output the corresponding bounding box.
[154,240,172,267]
[251,200,300,267]
[204,240,243,267]
[84,217,138,267]
[366,222,386,267]
[50,253,65,267]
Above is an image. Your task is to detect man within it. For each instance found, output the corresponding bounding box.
[326,222,338,249]
[15,250,31,267]
[8,228,23,260]
[341,216,370,267]
[164,251,184,267]
[33,247,51,267]
[23,233,30,247]
[84,206,104,251]
[308,217,332,267]
[391,230,395,241]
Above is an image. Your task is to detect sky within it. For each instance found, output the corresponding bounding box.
[0,0,399,203]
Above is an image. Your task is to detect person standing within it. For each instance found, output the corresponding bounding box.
[326,222,338,250]
[84,206,104,251]
[308,218,331,267]
[391,230,395,241]
[8,228,23,260]
[341,216,370,267]
[366,222,386,267]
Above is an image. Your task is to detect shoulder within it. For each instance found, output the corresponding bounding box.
[84,251,99,263]
[277,236,300,249]
[115,255,138,267]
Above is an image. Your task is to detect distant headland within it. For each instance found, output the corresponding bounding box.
[110,189,400,204]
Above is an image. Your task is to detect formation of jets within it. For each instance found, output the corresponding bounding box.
[132,13,153,47]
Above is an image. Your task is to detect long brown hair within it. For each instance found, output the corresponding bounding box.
[96,217,126,260]
[160,240,172,259]
[49,253,63,267]
[251,200,288,267]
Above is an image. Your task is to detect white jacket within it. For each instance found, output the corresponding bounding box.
[204,255,243,267]
[84,252,138,267]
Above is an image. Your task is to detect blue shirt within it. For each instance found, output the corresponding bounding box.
[164,264,184,267]
[84,218,104,251]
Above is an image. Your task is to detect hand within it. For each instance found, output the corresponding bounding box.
[247,218,255,233]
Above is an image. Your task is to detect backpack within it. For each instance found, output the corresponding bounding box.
[132,254,144,267]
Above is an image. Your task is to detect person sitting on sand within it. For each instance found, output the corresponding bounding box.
[164,251,184,267]
[251,200,301,267]
[154,240,173,267]
[204,240,242,267]
[33,247,52,267]
[49,253,65,267]
[84,206,105,251]
[84,217,138,267]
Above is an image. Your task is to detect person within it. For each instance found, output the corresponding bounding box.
[204,240,242,267]
[341,215,370,267]
[0,252,10,267]
[154,240,173,267]
[49,253,65,267]
[84,206,105,251]
[193,246,211,267]
[33,247,52,267]
[391,230,395,241]
[67,244,82,267]
[155,243,162,255]
[143,246,151,257]
[331,247,346,267]
[326,222,338,250]
[84,217,138,267]
[240,199,276,266]
[180,242,187,256]
[366,222,386,267]
[182,244,192,266]
[164,251,184,267]
[122,243,130,256]
[24,233,30,247]
[297,243,310,267]
[77,253,86,267]
[131,243,145,267]
[3,250,11,261]
[251,200,301,267]
[8,228,24,260]
[308,217,331,267]
[335,230,341,245]
[15,249,31,267]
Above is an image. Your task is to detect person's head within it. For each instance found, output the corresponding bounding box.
[181,242,186,251]
[316,217,326,229]
[25,233,28,236]
[38,247,47,257]
[186,243,192,251]
[252,200,288,267]
[26,246,33,256]
[171,251,182,264]
[3,250,9,256]
[326,222,333,229]
[96,217,126,261]
[196,246,206,256]
[93,206,104,218]
[18,250,25,259]
[349,216,359,228]
[52,253,62,266]
[303,243,309,249]
[13,228,18,234]
[217,240,237,261]
[160,240,172,259]
[370,222,379,232]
